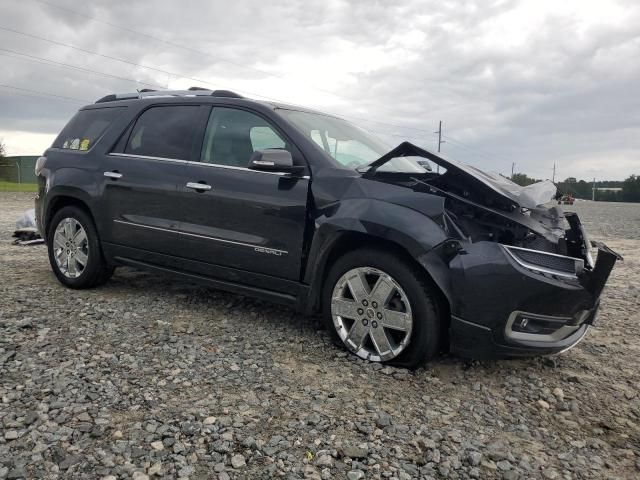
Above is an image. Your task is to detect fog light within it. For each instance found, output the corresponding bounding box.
[506,311,586,343]
[511,313,566,335]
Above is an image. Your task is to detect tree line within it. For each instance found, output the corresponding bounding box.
[510,172,640,203]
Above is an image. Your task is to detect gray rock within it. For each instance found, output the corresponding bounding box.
[315,454,334,467]
[173,441,186,454]
[503,471,519,480]
[76,412,92,422]
[230,454,246,469]
[467,451,482,466]
[6,468,26,480]
[342,445,368,458]
[59,455,82,470]
[178,465,195,477]
[347,470,365,480]
[376,412,392,427]
[24,412,38,425]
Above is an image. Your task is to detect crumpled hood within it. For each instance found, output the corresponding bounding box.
[363,142,557,209]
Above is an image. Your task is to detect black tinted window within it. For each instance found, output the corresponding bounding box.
[125,106,200,160]
[201,108,289,166]
[53,107,125,151]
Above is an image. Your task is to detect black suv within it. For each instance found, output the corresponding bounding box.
[35,88,620,367]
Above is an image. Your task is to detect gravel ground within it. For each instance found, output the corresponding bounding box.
[0,192,638,480]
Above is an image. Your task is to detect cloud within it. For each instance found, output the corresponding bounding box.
[0,0,638,179]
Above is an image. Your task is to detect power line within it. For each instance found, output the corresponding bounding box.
[0,25,443,136]
[27,0,465,139]
[1,20,509,163]
[0,25,336,108]
[442,134,509,164]
[0,47,163,89]
[0,84,90,103]
[0,87,76,104]
[0,26,199,78]
[32,0,358,101]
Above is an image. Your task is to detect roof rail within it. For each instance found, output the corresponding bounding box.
[94,88,245,103]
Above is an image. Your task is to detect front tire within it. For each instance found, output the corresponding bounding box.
[323,248,441,368]
[47,206,113,289]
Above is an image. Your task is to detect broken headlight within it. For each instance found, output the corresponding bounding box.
[503,245,584,278]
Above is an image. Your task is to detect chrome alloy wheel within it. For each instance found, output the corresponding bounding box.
[331,267,413,362]
[52,218,89,278]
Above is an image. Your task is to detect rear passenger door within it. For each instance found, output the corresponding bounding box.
[175,106,310,284]
[99,104,207,259]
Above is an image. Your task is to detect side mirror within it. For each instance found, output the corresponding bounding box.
[248,149,305,175]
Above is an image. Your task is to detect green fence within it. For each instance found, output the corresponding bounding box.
[0,156,38,192]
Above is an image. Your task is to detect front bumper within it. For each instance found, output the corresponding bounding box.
[451,311,594,358]
[443,241,620,360]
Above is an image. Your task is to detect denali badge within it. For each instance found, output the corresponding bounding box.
[254,246,283,256]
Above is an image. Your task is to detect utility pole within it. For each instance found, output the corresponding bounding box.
[511,162,515,179]
[592,177,596,201]
[436,120,443,152]
[433,120,444,173]
[552,162,556,183]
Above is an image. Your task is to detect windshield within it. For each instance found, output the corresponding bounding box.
[278,108,430,173]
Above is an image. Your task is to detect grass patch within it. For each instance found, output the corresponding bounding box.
[0,181,38,192]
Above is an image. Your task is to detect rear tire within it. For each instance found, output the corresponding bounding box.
[323,248,441,368]
[47,206,113,289]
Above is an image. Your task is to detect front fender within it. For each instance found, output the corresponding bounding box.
[302,198,450,313]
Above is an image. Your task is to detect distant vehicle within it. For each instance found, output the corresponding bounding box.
[559,194,575,205]
[34,88,621,366]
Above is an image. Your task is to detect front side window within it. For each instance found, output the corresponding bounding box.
[201,107,290,167]
[125,106,200,160]
[53,107,125,151]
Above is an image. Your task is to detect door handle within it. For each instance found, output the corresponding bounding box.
[104,171,123,179]
[186,182,212,191]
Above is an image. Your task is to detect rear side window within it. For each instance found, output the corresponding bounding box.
[125,106,200,160]
[53,107,125,151]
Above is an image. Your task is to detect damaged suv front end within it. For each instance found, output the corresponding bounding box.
[361,142,621,359]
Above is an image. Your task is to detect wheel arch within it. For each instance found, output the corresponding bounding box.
[303,200,451,331]
[45,190,96,239]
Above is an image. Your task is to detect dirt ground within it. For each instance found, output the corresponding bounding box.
[0,192,638,480]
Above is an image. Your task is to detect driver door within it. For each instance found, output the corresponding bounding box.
[175,106,311,285]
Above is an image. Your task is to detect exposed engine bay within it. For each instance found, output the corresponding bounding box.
[363,142,593,268]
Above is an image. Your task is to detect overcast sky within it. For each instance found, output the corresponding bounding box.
[1,0,639,180]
